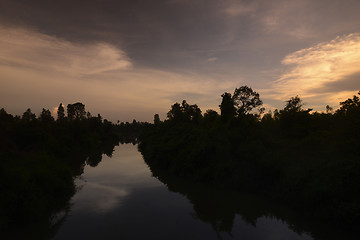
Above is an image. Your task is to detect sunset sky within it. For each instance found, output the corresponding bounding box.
[1,0,360,122]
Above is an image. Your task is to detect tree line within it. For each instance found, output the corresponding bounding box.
[139,87,360,230]
[0,102,120,236]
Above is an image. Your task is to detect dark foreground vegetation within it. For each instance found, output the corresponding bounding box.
[139,87,360,230]
[0,102,121,237]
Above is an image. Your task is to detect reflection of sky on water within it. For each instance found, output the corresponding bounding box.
[80,144,162,188]
[71,181,129,213]
[71,144,162,214]
[53,144,314,240]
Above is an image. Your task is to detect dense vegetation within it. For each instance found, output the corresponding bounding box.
[139,87,360,229]
[0,103,120,235]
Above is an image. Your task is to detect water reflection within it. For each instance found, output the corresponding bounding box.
[149,170,314,240]
[51,144,334,240]
[72,181,129,213]
[147,159,358,240]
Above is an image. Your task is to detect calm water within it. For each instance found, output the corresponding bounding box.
[52,144,314,240]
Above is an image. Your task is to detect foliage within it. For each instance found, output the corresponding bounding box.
[167,100,202,123]
[232,85,264,116]
[67,102,86,120]
[139,87,360,230]
[40,108,54,123]
[57,103,65,120]
[219,92,236,121]
[153,114,161,125]
[22,108,36,121]
[337,91,360,117]
[282,95,303,112]
[0,102,120,232]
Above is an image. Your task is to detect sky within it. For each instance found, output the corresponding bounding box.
[1,0,360,122]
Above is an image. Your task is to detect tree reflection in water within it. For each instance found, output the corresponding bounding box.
[147,163,357,240]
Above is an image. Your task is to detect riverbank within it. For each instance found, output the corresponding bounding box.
[138,91,360,230]
[0,107,119,232]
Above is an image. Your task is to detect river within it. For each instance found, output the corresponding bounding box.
[51,144,331,240]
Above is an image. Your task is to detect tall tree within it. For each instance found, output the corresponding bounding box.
[337,91,360,116]
[167,100,202,123]
[232,86,264,116]
[0,108,13,122]
[154,114,161,125]
[22,108,36,121]
[67,102,86,120]
[283,96,303,113]
[40,108,54,123]
[220,92,236,121]
[57,103,65,120]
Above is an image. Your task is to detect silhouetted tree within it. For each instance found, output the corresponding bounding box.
[167,103,183,122]
[167,100,202,123]
[325,105,333,114]
[39,108,54,123]
[220,92,236,121]
[283,96,304,113]
[0,108,13,122]
[67,102,86,120]
[154,114,161,125]
[232,86,264,116]
[204,109,219,122]
[22,108,36,121]
[279,96,311,137]
[337,91,360,117]
[57,103,65,120]
[261,111,274,124]
[97,114,103,121]
[182,100,202,123]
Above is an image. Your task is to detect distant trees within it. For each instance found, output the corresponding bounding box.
[220,86,264,120]
[7,102,104,122]
[0,103,120,231]
[282,96,305,113]
[203,109,219,122]
[22,108,36,121]
[337,91,360,117]
[57,103,65,120]
[154,114,161,125]
[278,96,311,137]
[219,92,236,121]
[39,108,54,123]
[67,102,86,120]
[0,108,13,122]
[233,86,264,116]
[140,88,360,230]
[325,105,333,114]
[167,100,202,123]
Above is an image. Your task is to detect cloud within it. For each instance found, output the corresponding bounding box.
[269,33,360,109]
[0,26,132,76]
[258,0,318,39]
[223,1,257,17]
[0,26,236,121]
[207,57,218,62]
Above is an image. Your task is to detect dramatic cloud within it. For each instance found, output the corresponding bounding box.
[270,33,360,109]
[0,26,132,76]
[1,0,360,117]
[0,26,235,121]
